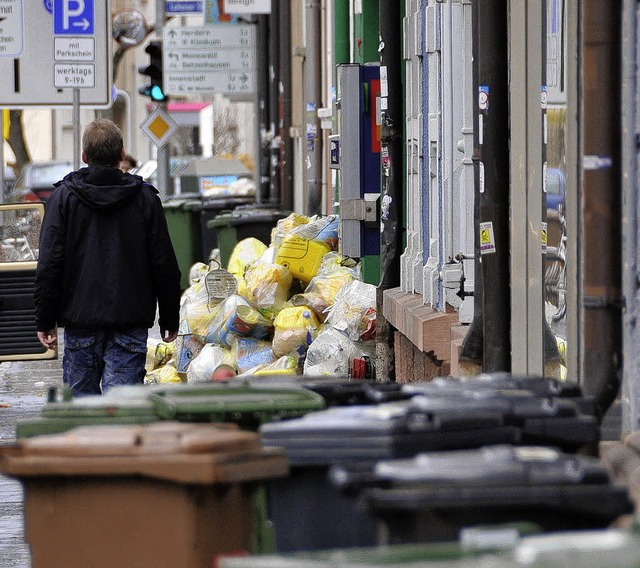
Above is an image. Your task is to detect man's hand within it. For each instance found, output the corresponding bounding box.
[161,329,178,343]
[37,329,58,350]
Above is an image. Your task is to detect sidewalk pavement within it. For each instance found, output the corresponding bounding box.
[0,350,62,567]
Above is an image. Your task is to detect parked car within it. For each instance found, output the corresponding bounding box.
[8,161,74,203]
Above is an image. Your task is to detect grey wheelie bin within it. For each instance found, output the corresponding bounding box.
[357,444,634,545]
[260,400,519,552]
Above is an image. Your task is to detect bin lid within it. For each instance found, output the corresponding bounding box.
[410,373,583,399]
[41,393,156,419]
[373,445,610,487]
[149,382,326,424]
[366,482,634,524]
[206,209,288,229]
[191,196,254,212]
[407,391,599,449]
[363,445,634,523]
[161,198,202,210]
[260,402,518,465]
[237,377,408,407]
[0,422,289,484]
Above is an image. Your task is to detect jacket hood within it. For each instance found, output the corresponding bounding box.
[58,166,153,209]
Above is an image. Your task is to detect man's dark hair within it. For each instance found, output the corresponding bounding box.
[82,119,124,167]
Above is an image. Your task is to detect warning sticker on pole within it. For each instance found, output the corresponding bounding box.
[541,221,548,254]
[480,221,496,255]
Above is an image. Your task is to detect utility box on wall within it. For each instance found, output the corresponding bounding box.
[334,64,381,284]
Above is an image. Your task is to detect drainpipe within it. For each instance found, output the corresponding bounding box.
[279,0,293,211]
[582,0,622,418]
[269,2,281,204]
[306,0,323,215]
[377,0,403,381]
[621,0,640,434]
[256,15,269,204]
[460,0,510,372]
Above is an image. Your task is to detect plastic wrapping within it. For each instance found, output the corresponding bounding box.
[290,253,361,320]
[186,343,238,383]
[232,337,276,373]
[272,306,320,358]
[253,354,302,377]
[288,214,339,250]
[325,280,377,341]
[227,237,268,278]
[145,339,174,373]
[271,212,310,249]
[179,272,223,342]
[174,319,205,374]
[241,261,293,319]
[202,294,252,346]
[188,262,209,286]
[144,363,183,384]
[303,328,365,376]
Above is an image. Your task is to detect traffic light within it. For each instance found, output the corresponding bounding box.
[138,40,168,102]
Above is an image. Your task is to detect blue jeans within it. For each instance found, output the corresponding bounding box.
[62,328,148,397]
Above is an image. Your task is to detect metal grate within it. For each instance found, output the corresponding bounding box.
[0,270,46,356]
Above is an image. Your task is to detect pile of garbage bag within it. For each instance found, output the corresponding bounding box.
[145,213,376,384]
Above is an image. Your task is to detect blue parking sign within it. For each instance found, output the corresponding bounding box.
[53,0,94,35]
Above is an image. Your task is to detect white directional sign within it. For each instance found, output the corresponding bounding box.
[163,25,255,97]
[0,0,111,107]
[0,0,24,57]
[223,0,270,14]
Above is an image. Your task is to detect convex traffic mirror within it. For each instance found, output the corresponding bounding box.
[113,10,150,49]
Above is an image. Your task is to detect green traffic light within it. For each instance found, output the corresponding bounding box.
[150,85,167,102]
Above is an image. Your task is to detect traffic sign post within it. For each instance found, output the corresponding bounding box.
[140,106,178,149]
[163,25,256,98]
[0,0,111,108]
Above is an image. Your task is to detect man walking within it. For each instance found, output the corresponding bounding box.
[34,119,181,396]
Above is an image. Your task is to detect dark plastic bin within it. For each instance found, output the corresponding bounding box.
[361,445,634,545]
[238,376,409,407]
[406,389,599,451]
[260,402,519,552]
[404,373,598,417]
[206,208,290,268]
[192,197,254,261]
[164,196,256,287]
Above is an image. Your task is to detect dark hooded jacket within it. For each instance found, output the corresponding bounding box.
[34,167,181,333]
